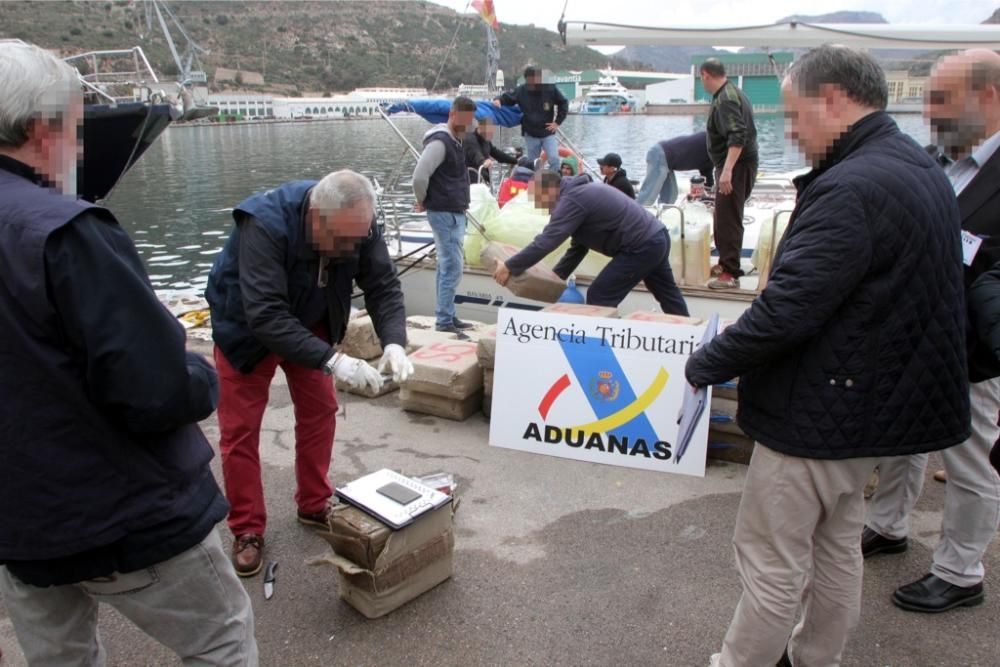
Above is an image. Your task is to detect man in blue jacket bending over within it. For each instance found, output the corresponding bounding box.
[492,171,689,315]
[206,170,412,577]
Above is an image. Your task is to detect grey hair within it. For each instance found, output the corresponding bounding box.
[309,170,376,211]
[784,44,888,110]
[0,41,80,148]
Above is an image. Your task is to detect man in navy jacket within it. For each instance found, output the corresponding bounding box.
[0,42,256,664]
[492,171,688,315]
[687,46,970,667]
[206,171,411,577]
[494,66,568,172]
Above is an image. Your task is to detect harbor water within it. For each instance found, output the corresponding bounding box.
[106,113,931,294]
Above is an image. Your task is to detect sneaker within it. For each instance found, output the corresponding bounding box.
[232,534,264,577]
[452,317,475,330]
[710,263,724,277]
[297,505,333,529]
[435,325,470,340]
[708,272,739,289]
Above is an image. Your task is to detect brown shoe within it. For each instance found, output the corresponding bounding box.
[232,534,264,577]
[933,469,947,483]
[297,505,333,529]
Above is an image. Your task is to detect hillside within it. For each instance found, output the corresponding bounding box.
[0,0,638,94]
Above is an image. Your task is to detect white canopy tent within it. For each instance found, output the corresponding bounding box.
[559,20,1000,50]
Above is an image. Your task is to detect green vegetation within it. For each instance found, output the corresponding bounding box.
[0,0,641,93]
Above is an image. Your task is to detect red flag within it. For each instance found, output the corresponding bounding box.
[472,0,500,30]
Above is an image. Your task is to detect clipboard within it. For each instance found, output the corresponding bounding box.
[675,313,719,464]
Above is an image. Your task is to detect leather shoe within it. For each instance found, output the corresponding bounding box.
[232,534,264,577]
[435,324,470,340]
[297,505,333,529]
[861,525,908,558]
[452,317,475,330]
[892,573,984,613]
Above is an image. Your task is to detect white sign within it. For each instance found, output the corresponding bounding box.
[962,230,983,267]
[489,310,712,477]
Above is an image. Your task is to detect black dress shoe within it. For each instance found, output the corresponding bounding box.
[892,573,984,613]
[861,525,908,558]
[435,325,470,340]
[452,317,475,330]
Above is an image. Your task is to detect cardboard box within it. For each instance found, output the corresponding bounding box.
[400,388,483,421]
[341,315,383,360]
[476,328,498,369]
[480,242,565,303]
[404,341,482,400]
[713,379,738,401]
[318,503,455,619]
[483,368,494,397]
[542,303,619,319]
[622,311,703,326]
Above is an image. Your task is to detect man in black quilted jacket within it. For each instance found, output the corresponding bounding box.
[686,45,971,667]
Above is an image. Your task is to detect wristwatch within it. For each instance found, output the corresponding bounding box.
[322,352,339,376]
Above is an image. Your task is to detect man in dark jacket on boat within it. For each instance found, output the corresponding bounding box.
[863,49,1000,615]
[464,116,517,185]
[686,46,970,667]
[0,41,257,664]
[494,65,568,172]
[206,170,411,577]
[597,152,636,199]
[492,171,688,315]
[701,58,758,289]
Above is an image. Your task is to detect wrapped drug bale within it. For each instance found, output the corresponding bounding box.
[476,326,497,370]
[713,379,738,401]
[709,396,746,437]
[480,242,566,303]
[399,388,483,421]
[707,430,754,465]
[622,311,702,325]
[752,210,793,291]
[463,183,502,266]
[318,503,455,619]
[406,328,462,353]
[660,206,712,286]
[404,341,482,399]
[341,315,383,360]
[542,303,619,319]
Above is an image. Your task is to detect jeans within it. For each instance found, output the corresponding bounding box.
[636,144,678,206]
[0,530,258,666]
[523,134,561,171]
[426,210,467,329]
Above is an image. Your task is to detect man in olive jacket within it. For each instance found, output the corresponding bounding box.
[687,46,970,667]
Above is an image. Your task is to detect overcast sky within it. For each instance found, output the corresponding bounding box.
[429,0,996,53]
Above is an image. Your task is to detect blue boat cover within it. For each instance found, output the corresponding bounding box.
[384,98,522,128]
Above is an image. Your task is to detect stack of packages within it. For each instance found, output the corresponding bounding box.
[480,242,565,303]
[476,327,497,417]
[706,317,753,464]
[400,341,484,420]
[318,500,455,619]
[338,313,398,398]
[542,303,619,319]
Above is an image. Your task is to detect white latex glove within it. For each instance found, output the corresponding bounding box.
[332,354,383,393]
[377,343,413,383]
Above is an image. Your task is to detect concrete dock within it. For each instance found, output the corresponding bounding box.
[1,338,998,666]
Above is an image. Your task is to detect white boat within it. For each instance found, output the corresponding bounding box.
[371,19,1000,324]
[580,74,638,115]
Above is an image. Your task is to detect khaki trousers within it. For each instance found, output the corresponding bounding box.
[717,444,877,667]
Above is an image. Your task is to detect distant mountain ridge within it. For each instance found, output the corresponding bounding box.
[0,0,641,94]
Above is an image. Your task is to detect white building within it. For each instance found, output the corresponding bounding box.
[644,75,696,105]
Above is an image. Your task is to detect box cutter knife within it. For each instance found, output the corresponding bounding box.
[263,561,278,599]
